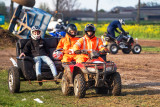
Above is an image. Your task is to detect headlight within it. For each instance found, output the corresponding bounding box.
[86,67,96,73]
[106,67,112,71]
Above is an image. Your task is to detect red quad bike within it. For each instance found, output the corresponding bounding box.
[105,32,142,54]
[61,50,122,98]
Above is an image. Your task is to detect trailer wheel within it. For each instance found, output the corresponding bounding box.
[8,67,20,93]
[12,0,35,7]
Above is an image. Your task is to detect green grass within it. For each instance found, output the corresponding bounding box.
[142,46,160,53]
[0,70,160,106]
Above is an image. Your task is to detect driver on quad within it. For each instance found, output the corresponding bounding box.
[19,26,61,86]
[107,19,126,41]
[73,24,108,63]
[54,24,79,62]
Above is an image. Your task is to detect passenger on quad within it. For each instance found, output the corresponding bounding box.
[19,26,61,86]
[54,24,79,62]
[107,19,126,41]
[73,24,108,63]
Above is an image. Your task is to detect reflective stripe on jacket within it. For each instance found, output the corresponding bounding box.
[73,35,105,52]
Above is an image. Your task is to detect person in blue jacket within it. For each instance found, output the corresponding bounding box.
[107,19,126,40]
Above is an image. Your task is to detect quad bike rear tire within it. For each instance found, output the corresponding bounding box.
[132,44,141,54]
[12,0,35,7]
[109,43,119,54]
[74,74,86,98]
[61,75,73,96]
[109,72,121,96]
[122,48,131,54]
[8,67,20,93]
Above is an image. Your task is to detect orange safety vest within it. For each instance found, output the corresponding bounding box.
[56,33,79,51]
[73,35,105,52]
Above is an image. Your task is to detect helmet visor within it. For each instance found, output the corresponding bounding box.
[32,30,41,35]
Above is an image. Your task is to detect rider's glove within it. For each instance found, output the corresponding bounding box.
[81,50,88,54]
[74,50,81,54]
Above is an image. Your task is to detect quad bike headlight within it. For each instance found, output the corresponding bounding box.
[86,67,96,73]
[106,66,112,72]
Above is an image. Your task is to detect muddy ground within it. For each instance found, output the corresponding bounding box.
[0,40,160,90]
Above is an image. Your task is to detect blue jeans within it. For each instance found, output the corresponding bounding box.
[33,56,57,77]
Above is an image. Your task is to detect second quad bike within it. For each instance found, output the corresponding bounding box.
[102,32,142,54]
[61,50,121,98]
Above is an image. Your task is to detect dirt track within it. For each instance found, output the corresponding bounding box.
[0,40,160,89]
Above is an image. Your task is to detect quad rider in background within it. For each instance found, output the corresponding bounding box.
[107,19,127,42]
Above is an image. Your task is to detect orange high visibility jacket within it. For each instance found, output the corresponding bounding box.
[56,33,79,51]
[73,35,105,52]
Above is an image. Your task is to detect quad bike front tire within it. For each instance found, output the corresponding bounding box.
[132,44,141,54]
[109,43,119,54]
[109,72,121,96]
[61,75,73,96]
[8,67,20,93]
[74,74,86,98]
[12,0,35,7]
[122,48,131,54]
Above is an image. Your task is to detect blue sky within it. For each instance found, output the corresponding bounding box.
[2,0,160,11]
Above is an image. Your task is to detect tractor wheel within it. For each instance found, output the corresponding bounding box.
[132,44,141,54]
[109,43,119,54]
[8,67,20,93]
[95,87,108,94]
[74,74,86,98]
[109,72,121,96]
[122,48,131,54]
[61,75,73,96]
[12,0,35,7]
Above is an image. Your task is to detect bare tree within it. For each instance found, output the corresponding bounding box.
[52,0,80,12]
[39,2,51,13]
[10,0,14,20]
[136,0,140,24]
[95,0,99,24]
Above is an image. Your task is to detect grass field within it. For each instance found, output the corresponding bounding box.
[0,70,160,107]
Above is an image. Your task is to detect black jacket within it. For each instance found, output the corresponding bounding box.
[107,20,125,34]
[23,39,49,58]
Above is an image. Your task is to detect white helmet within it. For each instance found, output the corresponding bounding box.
[57,19,62,23]
[53,50,63,60]
[119,19,125,25]
[31,26,42,40]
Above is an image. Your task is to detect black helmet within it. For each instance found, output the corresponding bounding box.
[84,24,96,38]
[66,24,77,37]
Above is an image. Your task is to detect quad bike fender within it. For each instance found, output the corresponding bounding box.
[63,65,74,84]
[10,57,18,67]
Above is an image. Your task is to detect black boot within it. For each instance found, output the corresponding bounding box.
[37,74,43,86]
